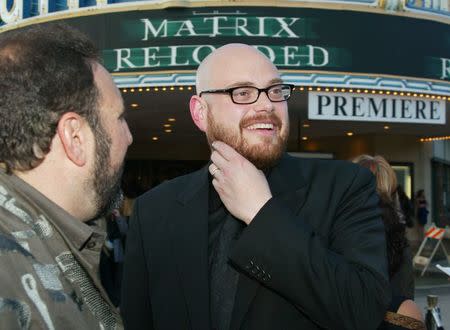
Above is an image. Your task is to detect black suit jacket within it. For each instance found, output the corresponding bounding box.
[121,154,390,330]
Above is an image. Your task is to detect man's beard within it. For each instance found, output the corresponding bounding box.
[90,124,124,219]
[206,109,288,170]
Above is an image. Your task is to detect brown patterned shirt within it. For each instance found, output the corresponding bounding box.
[0,169,122,329]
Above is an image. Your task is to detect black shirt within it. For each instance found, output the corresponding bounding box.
[208,176,245,330]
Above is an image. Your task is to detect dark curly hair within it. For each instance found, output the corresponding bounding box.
[0,22,101,172]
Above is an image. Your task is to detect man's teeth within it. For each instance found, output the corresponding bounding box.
[247,123,274,130]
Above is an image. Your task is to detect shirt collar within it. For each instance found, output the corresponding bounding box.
[0,169,100,250]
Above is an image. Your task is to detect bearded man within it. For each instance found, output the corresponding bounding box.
[121,44,390,330]
[0,23,132,329]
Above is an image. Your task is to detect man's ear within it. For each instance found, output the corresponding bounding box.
[56,112,89,167]
[189,95,207,132]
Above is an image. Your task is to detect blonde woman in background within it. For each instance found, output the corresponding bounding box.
[353,155,424,329]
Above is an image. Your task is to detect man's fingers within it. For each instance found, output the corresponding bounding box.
[211,141,241,161]
[209,163,222,178]
[211,151,228,170]
[211,177,222,194]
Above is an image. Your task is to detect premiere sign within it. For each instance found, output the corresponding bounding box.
[308,92,446,124]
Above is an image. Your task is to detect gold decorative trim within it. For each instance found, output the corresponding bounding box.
[384,311,426,330]
[111,69,450,87]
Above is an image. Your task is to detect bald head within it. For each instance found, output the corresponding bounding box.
[196,44,280,93]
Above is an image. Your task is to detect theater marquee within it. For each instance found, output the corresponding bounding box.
[56,6,450,82]
[308,92,446,124]
[2,3,450,90]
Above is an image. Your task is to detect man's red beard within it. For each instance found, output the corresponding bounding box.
[206,110,289,170]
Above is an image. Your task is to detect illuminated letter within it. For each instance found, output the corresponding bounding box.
[0,0,23,24]
[67,0,79,10]
[38,0,49,14]
[143,47,161,67]
[114,48,136,71]
[441,58,450,80]
[168,46,189,66]
[203,17,228,37]
[283,46,300,66]
[141,19,168,40]
[254,45,276,62]
[192,45,215,64]
[235,17,255,36]
[308,46,329,67]
[273,18,300,38]
[175,20,197,36]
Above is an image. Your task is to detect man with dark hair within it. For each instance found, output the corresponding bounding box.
[0,23,132,329]
[121,44,390,329]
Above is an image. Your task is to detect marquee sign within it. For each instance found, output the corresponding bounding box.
[308,91,446,124]
[67,7,450,82]
[1,4,449,82]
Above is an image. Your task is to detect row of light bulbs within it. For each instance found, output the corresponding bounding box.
[420,136,450,142]
[122,86,193,93]
[300,86,448,100]
[301,133,450,143]
[121,86,449,101]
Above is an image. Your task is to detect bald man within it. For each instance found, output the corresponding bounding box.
[121,44,390,330]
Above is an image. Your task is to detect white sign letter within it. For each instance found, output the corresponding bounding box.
[308,46,329,67]
[114,48,136,71]
[273,18,300,38]
[0,0,23,24]
[192,45,215,64]
[203,17,228,37]
[175,20,197,36]
[441,58,450,79]
[283,46,300,66]
[253,45,276,62]
[141,19,168,40]
[143,47,160,68]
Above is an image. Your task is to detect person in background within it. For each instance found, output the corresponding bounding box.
[415,189,429,227]
[100,208,129,307]
[353,155,424,329]
[0,23,132,329]
[100,194,133,307]
[396,185,414,228]
[121,43,390,330]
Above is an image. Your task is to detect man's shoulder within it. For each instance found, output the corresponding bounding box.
[287,155,365,178]
[284,156,375,194]
[137,169,203,202]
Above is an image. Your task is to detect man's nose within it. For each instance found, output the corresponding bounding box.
[253,91,275,112]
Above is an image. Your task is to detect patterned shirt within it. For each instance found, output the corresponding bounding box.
[0,168,122,329]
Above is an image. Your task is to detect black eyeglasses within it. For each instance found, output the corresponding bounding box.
[199,84,295,105]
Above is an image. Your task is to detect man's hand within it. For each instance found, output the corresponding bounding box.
[209,141,272,225]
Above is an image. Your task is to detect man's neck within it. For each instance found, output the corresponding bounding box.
[14,166,91,222]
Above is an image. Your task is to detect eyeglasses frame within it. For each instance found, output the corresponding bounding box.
[198,83,295,105]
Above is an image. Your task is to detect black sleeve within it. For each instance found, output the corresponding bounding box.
[120,198,154,329]
[230,167,391,330]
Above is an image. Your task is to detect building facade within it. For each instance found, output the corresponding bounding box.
[1,0,449,226]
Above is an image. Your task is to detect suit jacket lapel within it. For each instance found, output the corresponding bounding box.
[269,154,309,215]
[172,166,210,330]
[230,154,309,329]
